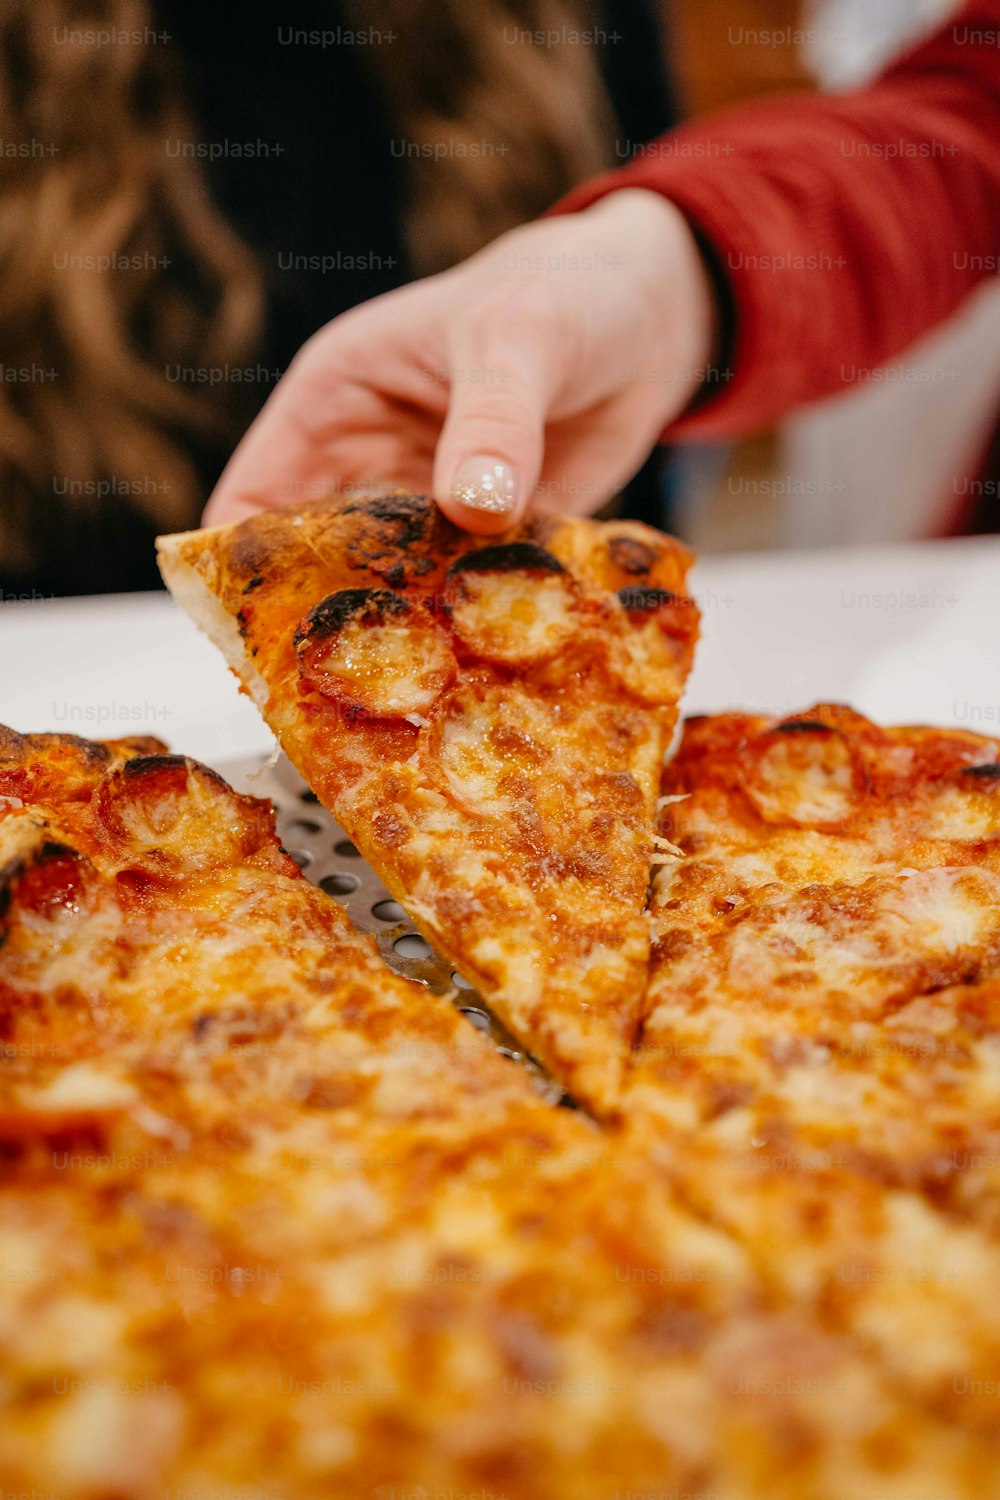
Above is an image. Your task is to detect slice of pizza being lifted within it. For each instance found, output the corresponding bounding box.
[158,492,699,1110]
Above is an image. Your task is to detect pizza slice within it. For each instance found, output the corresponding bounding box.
[620,705,1000,1434]
[157,492,699,1110]
[0,723,536,1140]
[631,703,1000,1142]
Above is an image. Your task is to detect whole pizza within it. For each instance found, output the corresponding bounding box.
[1,492,998,1497]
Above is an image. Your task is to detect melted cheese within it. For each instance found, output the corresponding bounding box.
[449,569,577,665]
[745,731,859,827]
[625,708,1000,1440]
[14,724,968,1495]
[879,867,1000,955]
[305,612,456,718]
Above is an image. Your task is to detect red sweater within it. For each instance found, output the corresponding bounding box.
[554,0,1000,442]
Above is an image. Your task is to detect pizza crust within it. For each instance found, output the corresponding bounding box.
[158,526,270,714]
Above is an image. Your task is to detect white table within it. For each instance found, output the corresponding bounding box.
[3,536,998,767]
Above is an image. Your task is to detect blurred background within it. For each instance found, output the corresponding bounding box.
[0,0,997,599]
[667,0,1000,554]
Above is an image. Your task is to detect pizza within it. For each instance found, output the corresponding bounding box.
[8,725,993,1496]
[156,491,700,1111]
[155,488,1000,1451]
[632,703,1000,1146]
[623,704,1000,1436]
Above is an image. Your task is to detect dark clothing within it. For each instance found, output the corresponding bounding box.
[1,0,676,597]
[167,0,677,384]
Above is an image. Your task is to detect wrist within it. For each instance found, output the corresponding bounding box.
[586,188,719,416]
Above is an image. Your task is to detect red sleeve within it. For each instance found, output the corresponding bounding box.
[550,0,1000,439]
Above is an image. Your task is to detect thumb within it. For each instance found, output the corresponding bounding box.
[432,325,552,534]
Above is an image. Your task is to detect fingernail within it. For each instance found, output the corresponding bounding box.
[448,455,518,515]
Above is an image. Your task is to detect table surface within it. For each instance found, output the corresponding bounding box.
[3,536,998,767]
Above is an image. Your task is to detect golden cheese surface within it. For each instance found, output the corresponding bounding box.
[3,723,996,1496]
[628,706,1000,1440]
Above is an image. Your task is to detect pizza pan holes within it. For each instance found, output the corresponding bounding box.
[373,899,407,923]
[287,817,322,837]
[221,751,574,1110]
[286,849,312,869]
[394,933,433,960]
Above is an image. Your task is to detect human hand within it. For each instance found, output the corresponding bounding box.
[204,189,717,534]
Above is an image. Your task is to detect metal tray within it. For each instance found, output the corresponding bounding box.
[221,753,569,1107]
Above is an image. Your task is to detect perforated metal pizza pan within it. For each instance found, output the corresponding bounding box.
[220,752,570,1108]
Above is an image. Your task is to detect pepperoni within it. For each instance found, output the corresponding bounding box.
[294,588,456,719]
[445,546,578,667]
[449,542,567,578]
[1,835,96,941]
[92,755,278,879]
[962,763,1000,781]
[617,586,677,615]
[606,588,699,708]
[608,535,658,577]
[742,725,869,831]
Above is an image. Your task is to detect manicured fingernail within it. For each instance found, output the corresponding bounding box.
[448,455,518,514]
